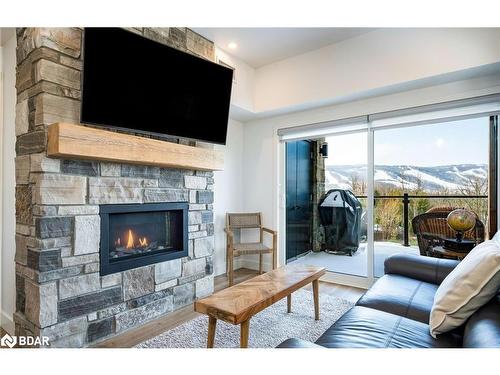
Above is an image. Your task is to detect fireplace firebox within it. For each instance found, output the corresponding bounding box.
[99,202,188,275]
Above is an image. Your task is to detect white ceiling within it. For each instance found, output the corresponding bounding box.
[192,28,376,68]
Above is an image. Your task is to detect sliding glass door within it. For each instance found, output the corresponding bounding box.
[281,105,498,287]
[372,117,491,277]
[285,131,369,278]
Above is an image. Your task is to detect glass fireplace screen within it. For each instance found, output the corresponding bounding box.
[99,202,188,275]
[108,210,182,261]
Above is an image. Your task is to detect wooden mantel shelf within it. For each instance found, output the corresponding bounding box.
[47,123,224,171]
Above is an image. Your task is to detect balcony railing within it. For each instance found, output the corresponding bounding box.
[355,193,488,246]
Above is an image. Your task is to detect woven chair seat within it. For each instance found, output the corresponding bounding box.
[233,242,272,255]
[225,212,277,285]
[412,207,485,257]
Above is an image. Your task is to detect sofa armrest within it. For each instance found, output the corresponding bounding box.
[384,253,459,285]
[463,295,500,348]
[276,338,324,348]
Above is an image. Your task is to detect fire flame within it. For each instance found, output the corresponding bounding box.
[121,229,149,249]
[126,229,135,249]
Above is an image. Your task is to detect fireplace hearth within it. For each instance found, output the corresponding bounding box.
[100,202,188,275]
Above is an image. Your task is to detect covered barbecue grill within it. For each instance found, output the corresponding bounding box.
[318,189,362,256]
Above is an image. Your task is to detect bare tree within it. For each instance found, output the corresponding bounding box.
[350,173,367,195]
[414,172,424,193]
[456,176,488,225]
[458,176,487,196]
[397,168,409,191]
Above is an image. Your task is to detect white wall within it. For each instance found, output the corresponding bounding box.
[1,31,16,334]
[215,47,255,113]
[213,118,245,275]
[219,28,500,121]
[214,47,258,122]
[214,117,275,273]
[242,73,500,270]
[254,28,500,113]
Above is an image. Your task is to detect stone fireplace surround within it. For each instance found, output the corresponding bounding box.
[14,27,218,347]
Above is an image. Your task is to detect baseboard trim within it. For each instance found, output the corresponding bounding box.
[238,258,273,272]
[320,272,372,289]
[1,310,15,334]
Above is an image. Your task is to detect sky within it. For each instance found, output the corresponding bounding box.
[324,117,489,167]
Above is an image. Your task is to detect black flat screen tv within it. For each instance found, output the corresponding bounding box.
[81,28,233,145]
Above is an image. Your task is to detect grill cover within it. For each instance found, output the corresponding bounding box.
[319,189,362,255]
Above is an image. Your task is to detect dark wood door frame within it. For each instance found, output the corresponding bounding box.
[489,115,498,238]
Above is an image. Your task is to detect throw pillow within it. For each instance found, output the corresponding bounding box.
[429,235,500,338]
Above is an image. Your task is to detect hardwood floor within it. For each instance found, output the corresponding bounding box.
[95,268,365,348]
[302,280,364,304]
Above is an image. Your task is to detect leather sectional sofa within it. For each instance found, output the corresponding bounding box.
[278,254,500,348]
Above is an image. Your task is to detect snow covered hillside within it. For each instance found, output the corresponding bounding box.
[326,164,487,192]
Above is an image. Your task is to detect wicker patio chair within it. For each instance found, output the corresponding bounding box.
[225,213,277,286]
[411,207,485,257]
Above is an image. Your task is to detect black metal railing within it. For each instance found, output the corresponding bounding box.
[355,193,488,246]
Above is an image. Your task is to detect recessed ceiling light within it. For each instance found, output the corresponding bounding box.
[228,42,238,50]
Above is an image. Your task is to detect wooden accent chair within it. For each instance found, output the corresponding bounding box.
[225,213,277,286]
[411,206,485,257]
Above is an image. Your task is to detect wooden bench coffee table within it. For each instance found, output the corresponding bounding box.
[194,264,326,348]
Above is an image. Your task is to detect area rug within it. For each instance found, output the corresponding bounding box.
[135,289,354,348]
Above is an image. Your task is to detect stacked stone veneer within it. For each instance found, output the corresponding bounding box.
[312,140,326,252]
[13,27,218,347]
